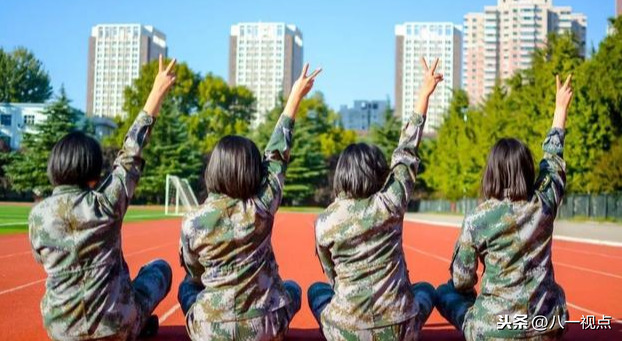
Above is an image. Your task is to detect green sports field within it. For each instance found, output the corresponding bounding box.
[0,204,323,235]
[0,204,179,235]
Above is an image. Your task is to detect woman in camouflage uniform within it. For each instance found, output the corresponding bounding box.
[436,74,574,340]
[309,57,444,341]
[29,56,177,340]
[178,64,321,340]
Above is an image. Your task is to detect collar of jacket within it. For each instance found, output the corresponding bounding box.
[52,185,84,195]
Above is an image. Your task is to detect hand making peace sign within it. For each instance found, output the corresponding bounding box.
[419,57,444,98]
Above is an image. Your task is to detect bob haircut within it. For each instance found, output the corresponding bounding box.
[481,138,535,201]
[205,135,263,200]
[47,131,103,188]
[333,143,390,199]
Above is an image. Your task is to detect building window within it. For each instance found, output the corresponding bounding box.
[1,114,11,126]
[23,115,35,126]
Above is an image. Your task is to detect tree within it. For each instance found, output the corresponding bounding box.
[422,25,622,198]
[185,74,255,153]
[370,107,401,159]
[4,88,79,196]
[104,58,200,148]
[253,93,350,205]
[0,139,11,198]
[587,137,622,193]
[0,47,52,103]
[135,108,202,203]
[421,89,479,200]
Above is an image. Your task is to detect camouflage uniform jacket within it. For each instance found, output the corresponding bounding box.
[314,113,426,330]
[29,112,156,340]
[451,128,568,340]
[180,115,294,324]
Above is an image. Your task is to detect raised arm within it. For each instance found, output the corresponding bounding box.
[256,63,322,214]
[535,74,572,211]
[98,55,177,216]
[378,57,443,213]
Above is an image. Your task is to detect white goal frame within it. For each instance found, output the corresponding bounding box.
[164,174,199,216]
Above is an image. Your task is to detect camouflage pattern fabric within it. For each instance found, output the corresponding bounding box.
[314,113,429,336]
[180,278,301,340]
[179,115,299,339]
[443,128,568,340]
[308,281,437,341]
[29,112,173,340]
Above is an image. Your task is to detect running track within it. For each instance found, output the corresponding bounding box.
[0,212,620,340]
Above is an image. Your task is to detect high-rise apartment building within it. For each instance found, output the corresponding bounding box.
[395,22,462,135]
[339,100,388,132]
[87,24,167,118]
[229,23,303,123]
[463,0,586,103]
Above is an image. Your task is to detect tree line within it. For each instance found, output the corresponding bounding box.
[422,18,622,200]
[1,16,621,205]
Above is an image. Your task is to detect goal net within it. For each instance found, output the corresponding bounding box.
[164,174,199,216]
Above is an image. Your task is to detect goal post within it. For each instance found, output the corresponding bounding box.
[164,174,199,216]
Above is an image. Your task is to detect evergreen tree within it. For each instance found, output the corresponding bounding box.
[136,108,202,203]
[370,107,401,159]
[0,47,52,103]
[5,88,79,196]
[253,93,351,205]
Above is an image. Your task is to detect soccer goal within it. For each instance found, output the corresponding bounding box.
[164,174,199,216]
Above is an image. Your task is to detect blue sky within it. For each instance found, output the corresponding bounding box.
[0,0,615,112]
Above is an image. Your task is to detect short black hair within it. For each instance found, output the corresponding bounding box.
[333,143,390,199]
[47,131,103,188]
[205,135,263,200]
[481,138,535,201]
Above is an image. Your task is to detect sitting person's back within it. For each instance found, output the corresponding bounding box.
[436,73,574,341]
[310,57,444,341]
[30,57,177,340]
[178,63,321,340]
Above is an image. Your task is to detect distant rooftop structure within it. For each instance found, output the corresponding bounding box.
[0,103,116,150]
[339,100,389,132]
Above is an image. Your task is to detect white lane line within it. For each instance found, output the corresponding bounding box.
[554,261,622,280]
[403,244,451,263]
[553,235,622,248]
[0,278,45,296]
[0,242,176,296]
[553,246,622,261]
[405,218,622,248]
[0,222,28,227]
[403,243,622,325]
[566,302,622,324]
[160,304,181,323]
[125,243,176,257]
[0,229,174,258]
[0,250,31,260]
[405,242,622,280]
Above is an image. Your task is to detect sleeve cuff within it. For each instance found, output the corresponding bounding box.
[278,114,295,130]
[137,110,156,126]
[409,112,425,127]
[543,127,565,155]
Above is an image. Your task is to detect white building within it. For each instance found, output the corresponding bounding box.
[463,0,586,103]
[0,103,116,150]
[395,22,462,135]
[339,100,389,131]
[87,24,167,118]
[229,23,303,123]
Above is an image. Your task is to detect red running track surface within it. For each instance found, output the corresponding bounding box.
[0,212,620,340]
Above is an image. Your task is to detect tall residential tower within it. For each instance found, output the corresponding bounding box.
[463,0,586,103]
[87,24,167,118]
[395,22,462,135]
[229,22,303,123]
